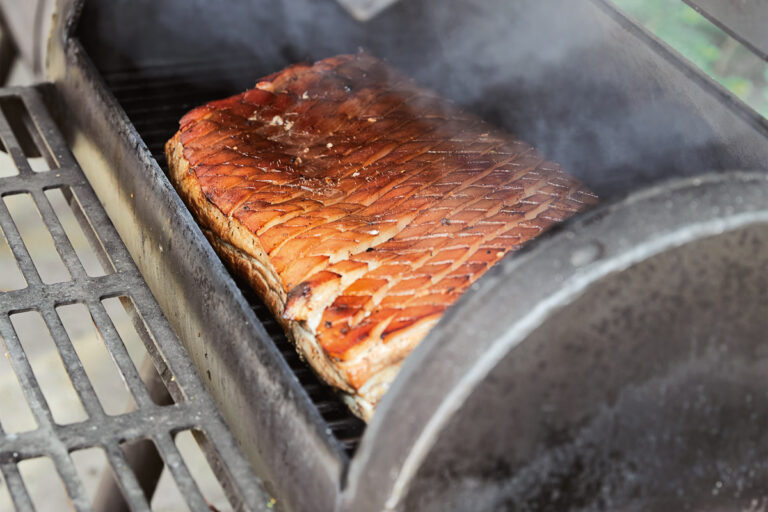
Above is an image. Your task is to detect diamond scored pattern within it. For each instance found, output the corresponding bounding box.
[178,54,596,396]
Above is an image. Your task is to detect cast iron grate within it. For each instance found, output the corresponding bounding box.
[0,85,268,511]
[103,61,366,454]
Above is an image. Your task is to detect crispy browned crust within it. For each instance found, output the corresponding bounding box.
[166,133,354,393]
[168,133,435,417]
[165,54,597,421]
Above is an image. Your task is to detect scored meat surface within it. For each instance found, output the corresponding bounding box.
[165,53,597,421]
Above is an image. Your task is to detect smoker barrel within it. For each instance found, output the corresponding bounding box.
[346,172,768,510]
[11,0,768,510]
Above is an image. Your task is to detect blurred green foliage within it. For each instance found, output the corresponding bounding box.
[612,0,768,117]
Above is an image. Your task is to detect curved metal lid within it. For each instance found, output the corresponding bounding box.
[343,171,768,510]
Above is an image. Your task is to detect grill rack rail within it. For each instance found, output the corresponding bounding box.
[0,85,268,511]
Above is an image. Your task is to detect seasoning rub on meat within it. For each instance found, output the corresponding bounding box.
[165,53,596,421]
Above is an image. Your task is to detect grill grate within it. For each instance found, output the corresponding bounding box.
[0,86,269,511]
[103,61,366,454]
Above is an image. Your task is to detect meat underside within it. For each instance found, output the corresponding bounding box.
[165,53,597,421]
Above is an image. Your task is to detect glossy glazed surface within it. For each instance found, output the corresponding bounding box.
[168,54,596,418]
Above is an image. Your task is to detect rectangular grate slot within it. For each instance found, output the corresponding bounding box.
[3,193,70,284]
[0,86,267,512]
[0,226,25,291]
[0,139,17,178]
[0,334,38,433]
[45,187,114,277]
[175,429,234,512]
[17,457,71,511]
[151,466,192,512]
[117,437,195,512]
[102,296,177,405]
[70,447,116,506]
[0,470,12,511]
[121,438,160,504]
[0,96,55,173]
[9,310,89,425]
[57,303,138,415]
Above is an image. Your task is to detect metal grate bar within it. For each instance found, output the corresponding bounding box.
[20,90,78,170]
[1,405,204,458]
[0,274,144,311]
[0,462,34,511]
[58,187,116,274]
[0,313,56,426]
[0,85,268,511]
[153,433,211,511]
[30,188,88,280]
[86,299,156,409]
[49,446,90,512]
[0,195,43,286]
[102,444,153,512]
[37,306,105,417]
[0,172,87,195]
[191,430,251,511]
[68,184,133,274]
[118,291,185,401]
[0,108,34,176]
